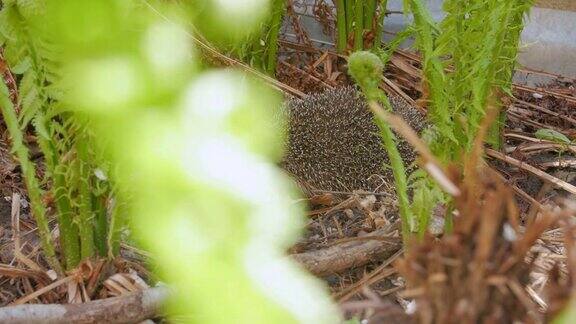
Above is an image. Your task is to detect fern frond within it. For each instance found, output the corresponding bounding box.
[0,0,112,268]
[16,0,46,19]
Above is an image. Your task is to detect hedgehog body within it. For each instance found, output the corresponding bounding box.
[282,87,426,192]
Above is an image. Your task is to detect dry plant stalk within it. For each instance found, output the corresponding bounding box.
[394,159,576,323]
[543,201,576,321]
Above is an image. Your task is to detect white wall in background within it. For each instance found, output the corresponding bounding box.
[520,8,576,78]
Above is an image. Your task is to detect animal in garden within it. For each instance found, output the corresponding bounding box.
[281,86,427,192]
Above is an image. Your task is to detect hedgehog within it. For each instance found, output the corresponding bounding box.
[281,86,427,192]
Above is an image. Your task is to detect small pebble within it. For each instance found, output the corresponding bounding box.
[503,223,517,242]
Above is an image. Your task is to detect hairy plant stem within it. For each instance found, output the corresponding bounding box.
[53,164,81,268]
[265,0,286,75]
[364,0,377,35]
[2,5,79,271]
[75,139,95,259]
[488,1,534,148]
[0,81,62,273]
[93,194,108,257]
[374,0,389,48]
[107,196,125,257]
[370,100,413,241]
[335,0,347,53]
[34,115,81,269]
[353,0,364,51]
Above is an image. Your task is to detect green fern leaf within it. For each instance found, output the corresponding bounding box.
[16,0,46,19]
[19,91,41,128]
[11,55,31,73]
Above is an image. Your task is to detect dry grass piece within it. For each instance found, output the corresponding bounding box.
[395,164,574,323]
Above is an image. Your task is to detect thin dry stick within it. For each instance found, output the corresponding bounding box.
[514,83,576,104]
[279,60,335,89]
[11,275,75,305]
[11,193,45,274]
[515,98,576,127]
[337,267,399,303]
[508,279,542,322]
[486,148,576,195]
[335,248,404,302]
[541,159,576,169]
[0,265,45,281]
[381,76,419,108]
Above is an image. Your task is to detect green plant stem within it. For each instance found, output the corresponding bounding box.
[2,4,78,271]
[0,81,62,273]
[364,0,377,33]
[353,0,364,51]
[34,115,81,269]
[265,0,286,75]
[345,0,354,40]
[374,0,389,48]
[335,0,347,53]
[370,100,413,240]
[75,140,95,259]
[107,196,125,257]
[93,194,108,257]
[348,52,414,241]
[53,165,81,269]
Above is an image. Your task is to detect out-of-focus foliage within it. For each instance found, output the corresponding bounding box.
[0,0,120,271]
[17,0,338,322]
[555,299,576,324]
[190,0,286,74]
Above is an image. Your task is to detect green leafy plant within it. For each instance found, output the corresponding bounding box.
[199,0,286,75]
[0,1,119,272]
[356,0,535,235]
[405,0,535,160]
[348,0,535,236]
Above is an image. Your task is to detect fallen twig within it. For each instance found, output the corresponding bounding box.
[486,148,576,196]
[336,249,404,302]
[12,276,75,305]
[292,223,402,276]
[0,286,169,324]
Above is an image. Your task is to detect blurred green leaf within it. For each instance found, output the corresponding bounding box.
[535,128,572,145]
